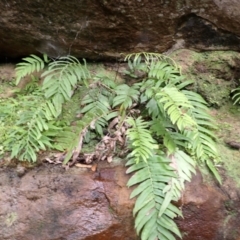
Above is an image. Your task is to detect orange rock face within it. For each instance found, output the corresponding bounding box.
[0,163,240,240]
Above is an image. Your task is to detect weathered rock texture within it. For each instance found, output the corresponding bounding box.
[1,162,240,240]
[1,0,240,59]
[177,171,240,240]
[0,162,138,240]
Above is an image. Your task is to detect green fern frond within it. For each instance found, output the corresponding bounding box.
[145,98,162,118]
[148,60,184,86]
[41,56,90,116]
[55,106,113,164]
[231,87,240,105]
[170,150,196,185]
[126,117,158,163]
[156,87,197,131]
[126,154,183,240]
[81,89,111,114]
[113,84,140,111]
[52,126,79,151]
[93,74,118,89]
[6,95,57,162]
[181,90,221,182]
[150,118,190,153]
[158,151,196,222]
[124,52,178,69]
[15,54,48,85]
[124,56,148,78]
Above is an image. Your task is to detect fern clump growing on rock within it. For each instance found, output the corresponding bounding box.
[0,52,221,240]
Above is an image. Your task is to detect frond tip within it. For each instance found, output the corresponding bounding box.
[126,154,185,240]
[15,54,48,85]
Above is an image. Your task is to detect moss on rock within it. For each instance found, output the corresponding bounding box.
[171,49,240,107]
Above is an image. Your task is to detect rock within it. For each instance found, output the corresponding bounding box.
[171,49,240,107]
[225,141,240,150]
[176,170,240,240]
[1,1,240,59]
[0,162,138,240]
[1,162,240,240]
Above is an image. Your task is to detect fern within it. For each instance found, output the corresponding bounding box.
[126,117,158,163]
[182,90,221,182]
[112,84,140,113]
[15,54,48,85]
[122,52,221,240]
[80,88,111,114]
[4,94,58,161]
[126,153,187,240]
[156,87,197,132]
[126,122,196,240]
[42,56,90,116]
[232,87,240,105]
[7,52,221,240]
[124,52,178,70]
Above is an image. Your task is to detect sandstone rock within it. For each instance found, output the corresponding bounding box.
[0,162,138,240]
[176,170,240,240]
[1,162,240,240]
[1,1,240,59]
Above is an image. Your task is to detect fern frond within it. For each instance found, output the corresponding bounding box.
[15,54,48,85]
[124,52,178,69]
[231,87,240,105]
[148,60,183,86]
[41,56,90,116]
[112,84,140,111]
[126,117,158,163]
[181,90,221,182]
[150,118,190,153]
[6,95,57,162]
[80,88,111,114]
[145,98,162,118]
[156,87,197,131]
[126,154,183,240]
[52,126,79,151]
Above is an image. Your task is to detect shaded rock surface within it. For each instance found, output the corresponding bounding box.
[1,1,240,59]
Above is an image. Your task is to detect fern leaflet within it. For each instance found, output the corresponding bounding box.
[156,87,197,131]
[15,54,48,85]
[41,56,90,116]
[126,117,158,163]
[113,84,140,112]
[232,87,240,104]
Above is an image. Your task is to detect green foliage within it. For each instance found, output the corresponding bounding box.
[1,52,221,240]
[0,92,59,161]
[15,54,49,85]
[126,117,158,163]
[1,54,89,162]
[42,56,90,116]
[126,151,196,240]
[113,84,140,114]
[232,87,240,105]
[123,52,220,240]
